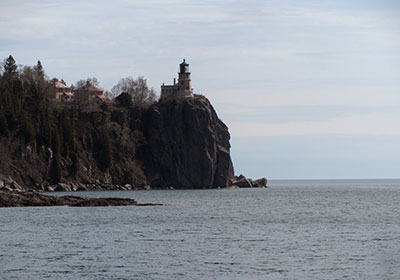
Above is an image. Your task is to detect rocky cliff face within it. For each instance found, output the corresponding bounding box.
[138,97,234,188]
[0,96,234,190]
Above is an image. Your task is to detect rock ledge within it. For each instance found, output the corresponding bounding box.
[0,190,161,208]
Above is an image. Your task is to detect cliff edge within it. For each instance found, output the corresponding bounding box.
[139,96,234,188]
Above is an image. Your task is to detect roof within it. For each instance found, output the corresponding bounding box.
[180,59,188,66]
[63,92,73,96]
[86,85,103,92]
[97,94,106,99]
[55,81,70,89]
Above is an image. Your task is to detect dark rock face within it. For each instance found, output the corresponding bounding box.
[0,96,235,190]
[138,97,234,188]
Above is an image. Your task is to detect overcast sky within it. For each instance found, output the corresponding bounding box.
[1,0,400,179]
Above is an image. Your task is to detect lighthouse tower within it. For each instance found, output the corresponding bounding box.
[161,59,194,100]
[177,59,193,97]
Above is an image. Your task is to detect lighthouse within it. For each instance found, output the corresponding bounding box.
[161,59,194,100]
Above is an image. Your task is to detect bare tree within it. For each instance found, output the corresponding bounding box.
[74,77,99,90]
[111,76,157,107]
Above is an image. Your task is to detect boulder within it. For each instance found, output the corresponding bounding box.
[253,177,268,188]
[124,184,133,190]
[77,184,88,191]
[71,183,79,192]
[55,183,72,192]
[0,175,23,191]
[231,175,253,188]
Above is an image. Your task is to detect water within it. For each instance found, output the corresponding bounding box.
[1,179,400,279]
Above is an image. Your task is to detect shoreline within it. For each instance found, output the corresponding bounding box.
[0,189,162,208]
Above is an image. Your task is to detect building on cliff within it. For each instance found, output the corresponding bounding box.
[52,81,73,101]
[160,59,194,100]
[74,82,105,104]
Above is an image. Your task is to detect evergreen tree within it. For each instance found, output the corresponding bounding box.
[3,55,17,77]
[34,60,44,77]
[0,110,8,136]
[5,109,16,131]
[22,115,35,144]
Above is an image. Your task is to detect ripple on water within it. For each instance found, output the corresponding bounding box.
[1,180,400,279]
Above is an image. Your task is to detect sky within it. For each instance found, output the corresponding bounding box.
[1,0,400,179]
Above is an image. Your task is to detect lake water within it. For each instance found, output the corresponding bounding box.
[1,179,400,279]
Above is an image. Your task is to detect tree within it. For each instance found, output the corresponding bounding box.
[0,110,8,136]
[34,60,44,77]
[100,102,109,112]
[38,111,52,147]
[33,60,46,86]
[22,114,35,144]
[111,76,157,107]
[74,77,100,90]
[115,92,132,107]
[3,55,17,77]
[103,89,113,100]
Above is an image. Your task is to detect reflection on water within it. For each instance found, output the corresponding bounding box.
[1,179,400,279]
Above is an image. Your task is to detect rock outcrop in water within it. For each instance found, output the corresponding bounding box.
[231,175,268,188]
[0,189,161,207]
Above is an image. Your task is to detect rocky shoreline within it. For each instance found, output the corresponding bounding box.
[0,174,267,208]
[0,189,162,208]
[1,174,268,193]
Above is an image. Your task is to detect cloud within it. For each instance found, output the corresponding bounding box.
[228,110,400,137]
[1,0,400,129]
[219,104,398,124]
[1,0,400,179]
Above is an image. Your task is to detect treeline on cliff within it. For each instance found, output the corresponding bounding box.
[0,56,156,190]
[0,56,234,190]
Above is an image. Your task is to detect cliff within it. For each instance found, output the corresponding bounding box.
[0,96,234,191]
[138,97,234,188]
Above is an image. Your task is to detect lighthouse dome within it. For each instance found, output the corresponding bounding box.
[180,59,190,73]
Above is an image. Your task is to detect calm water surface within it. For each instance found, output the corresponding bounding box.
[1,179,400,279]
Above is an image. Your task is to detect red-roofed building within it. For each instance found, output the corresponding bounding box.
[96,94,106,100]
[52,81,73,101]
[74,83,104,104]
